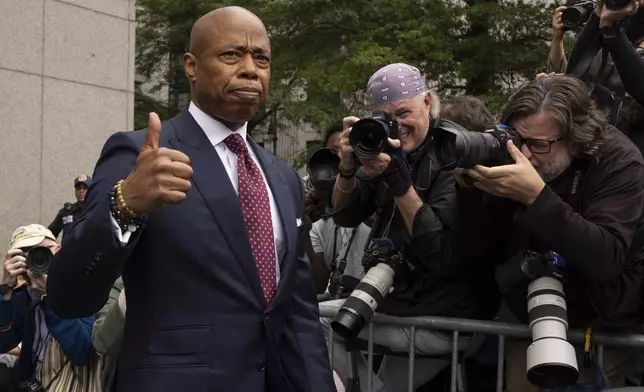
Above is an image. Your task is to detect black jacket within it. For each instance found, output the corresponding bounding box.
[465,128,644,328]
[567,13,644,119]
[332,136,486,319]
[48,202,84,245]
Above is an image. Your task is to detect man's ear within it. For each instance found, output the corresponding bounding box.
[184,52,197,83]
[424,92,432,109]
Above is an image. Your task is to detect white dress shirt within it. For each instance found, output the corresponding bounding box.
[111,102,285,283]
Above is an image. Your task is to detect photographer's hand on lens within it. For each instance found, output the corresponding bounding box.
[553,6,568,41]
[121,113,194,216]
[303,187,320,232]
[598,0,641,26]
[339,116,360,170]
[2,249,26,288]
[368,139,412,197]
[463,140,545,205]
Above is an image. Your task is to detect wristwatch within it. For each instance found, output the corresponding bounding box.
[0,285,13,295]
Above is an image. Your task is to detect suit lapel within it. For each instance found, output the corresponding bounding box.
[167,110,265,306]
[247,139,298,307]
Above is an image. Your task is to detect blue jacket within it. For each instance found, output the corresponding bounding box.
[0,287,95,366]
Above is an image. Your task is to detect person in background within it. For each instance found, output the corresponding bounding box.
[305,121,370,295]
[48,175,91,245]
[0,224,98,391]
[456,75,644,391]
[441,95,496,132]
[92,277,125,392]
[328,63,486,391]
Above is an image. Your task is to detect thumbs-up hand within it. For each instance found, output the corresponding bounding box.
[120,113,194,215]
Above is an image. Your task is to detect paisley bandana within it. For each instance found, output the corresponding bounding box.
[366,63,426,106]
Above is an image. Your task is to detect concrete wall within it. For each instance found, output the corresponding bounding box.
[0,0,136,245]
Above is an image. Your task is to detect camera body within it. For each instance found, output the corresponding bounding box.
[430,120,523,170]
[306,148,340,222]
[349,111,400,159]
[328,271,360,300]
[331,238,406,339]
[21,246,52,275]
[562,0,596,29]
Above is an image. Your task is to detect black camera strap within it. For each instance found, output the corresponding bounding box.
[330,225,359,277]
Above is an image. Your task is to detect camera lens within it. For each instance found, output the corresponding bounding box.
[307,148,340,188]
[331,263,395,339]
[349,119,390,158]
[525,277,579,388]
[562,7,587,29]
[432,125,507,169]
[26,247,52,275]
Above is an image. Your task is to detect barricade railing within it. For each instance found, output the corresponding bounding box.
[318,303,644,392]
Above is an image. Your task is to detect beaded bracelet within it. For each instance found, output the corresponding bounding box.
[109,181,144,233]
[116,180,137,217]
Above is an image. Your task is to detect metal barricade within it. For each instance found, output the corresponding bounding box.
[319,304,644,392]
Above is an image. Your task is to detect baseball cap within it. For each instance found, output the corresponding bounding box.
[74,174,92,188]
[9,224,57,249]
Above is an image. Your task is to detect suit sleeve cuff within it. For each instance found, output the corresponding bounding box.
[110,213,132,245]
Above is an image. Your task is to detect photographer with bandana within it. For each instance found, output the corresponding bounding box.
[324,63,489,392]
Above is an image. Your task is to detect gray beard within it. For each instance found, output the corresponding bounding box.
[538,151,573,183]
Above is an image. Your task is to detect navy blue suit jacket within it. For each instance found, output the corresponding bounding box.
[46,109,335,392]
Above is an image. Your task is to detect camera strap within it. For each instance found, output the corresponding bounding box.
[331,225,359,276]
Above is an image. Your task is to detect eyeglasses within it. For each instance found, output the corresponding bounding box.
[521,136,564,154]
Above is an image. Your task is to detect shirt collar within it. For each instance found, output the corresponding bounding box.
[188,101,248,147]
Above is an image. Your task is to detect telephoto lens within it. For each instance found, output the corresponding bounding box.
[331,263,395,339]
[25,246,53,275]
[525,277,579,388]
[430,120,522,169]
[349,111,399,159]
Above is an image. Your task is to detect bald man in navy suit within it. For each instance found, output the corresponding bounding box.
[46,7,335,392]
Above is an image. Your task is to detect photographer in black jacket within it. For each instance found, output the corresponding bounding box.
[454,75,644,391]
[566,0,644,122]
[324,63,486,392]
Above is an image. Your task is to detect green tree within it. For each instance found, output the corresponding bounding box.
[134,0,559,159]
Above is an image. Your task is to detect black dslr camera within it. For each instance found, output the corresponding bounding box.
[331,238,412,339]
[562,0,596,29]
[21,247,53,275]
[306,148,340,222]
[349,111,400,159]
[429,120,523,170]
[496,250,567,289]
